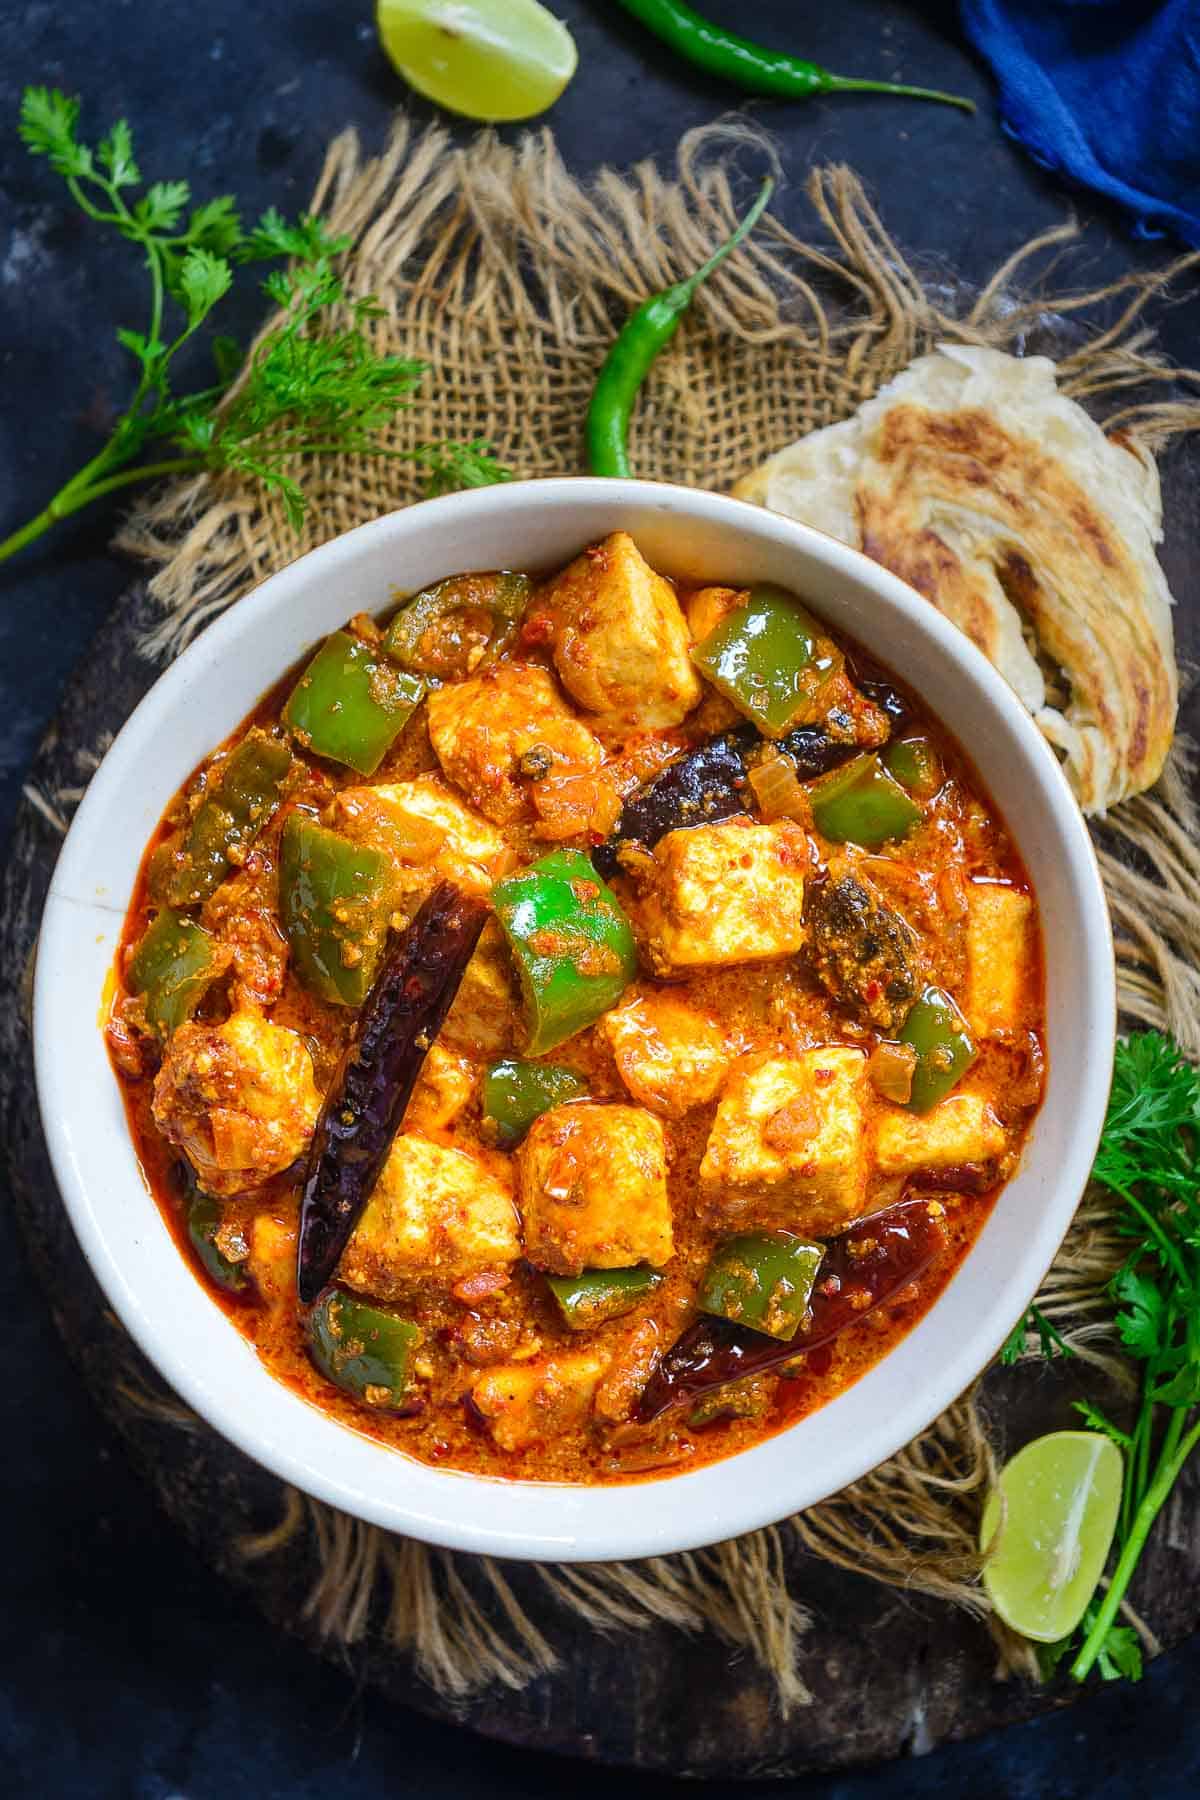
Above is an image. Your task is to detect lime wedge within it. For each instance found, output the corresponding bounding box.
[981,1430,1123,1643]
[377,0,578,122]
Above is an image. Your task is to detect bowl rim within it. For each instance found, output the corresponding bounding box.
[33,476,1116,1561]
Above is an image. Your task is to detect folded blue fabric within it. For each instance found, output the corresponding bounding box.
[960,0,1200,246]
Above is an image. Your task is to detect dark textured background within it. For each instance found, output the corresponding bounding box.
[1,1,1197,1793]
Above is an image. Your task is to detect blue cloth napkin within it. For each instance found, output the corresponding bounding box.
[960,0,1200,246]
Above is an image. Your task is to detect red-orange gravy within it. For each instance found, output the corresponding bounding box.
[107,560,1044,1485]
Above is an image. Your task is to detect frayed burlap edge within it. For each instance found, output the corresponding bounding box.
[69,117,1199,1710]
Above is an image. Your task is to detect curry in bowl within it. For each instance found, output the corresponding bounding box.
[105,532,1044,1481]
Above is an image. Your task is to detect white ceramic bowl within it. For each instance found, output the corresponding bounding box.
[34,478,1114,1562]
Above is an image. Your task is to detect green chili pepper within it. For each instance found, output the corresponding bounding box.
[547,1266,663,1331]
[614,0,974,110]
[492,849,638,1054]
[283,628,424,776]
[883,735,942,798]
[586,177,774,480]
[384,572,533,673]
[128,908,224,1037]
[900,985,978,1113]
[308,1288,423,1411]
[483,1059,588,1148]
[699,1232,824,1341]
[279,814,393,1007]
[163,728,292,908]
[186,1191,253,1297]
[691,584,843,737]
[810,752,923,848]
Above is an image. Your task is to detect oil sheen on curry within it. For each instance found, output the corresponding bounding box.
[107,533,1045,1482]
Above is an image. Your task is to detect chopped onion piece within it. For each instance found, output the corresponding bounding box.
[747,750,812,824]
[868,1040,919,1105]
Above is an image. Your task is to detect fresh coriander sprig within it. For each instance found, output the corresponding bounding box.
[1015,1031,1200,1683]
[999,1303,1074,1366]
[1,89,507,565]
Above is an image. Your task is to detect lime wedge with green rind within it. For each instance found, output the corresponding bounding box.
[377,0,577,122]
[981,1430,1123,1643]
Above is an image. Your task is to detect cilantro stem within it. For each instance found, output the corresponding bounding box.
[1072,1411,1200,1681]
[0,458,203,564]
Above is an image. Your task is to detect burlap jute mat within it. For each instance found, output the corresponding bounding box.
[97,118,1200,1710]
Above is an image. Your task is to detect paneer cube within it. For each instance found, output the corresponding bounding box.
[641,819,810,973]
[538,531,702,736]
[601,988,729,1119]
[328,774,514,897]
[441,919,520,1057]
[699,1048,869,1236]
[471,1349,609,1452]
[964,883,1036,1037]
[517,1102,673,1275]
[874,1094,1007,1175]
[152,1008,321,1197]
[427,663,603,825]
[404,1043,477,1134]
[338,1134,520,1296]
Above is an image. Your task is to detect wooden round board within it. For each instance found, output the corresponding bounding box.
[5,521,1200,1779]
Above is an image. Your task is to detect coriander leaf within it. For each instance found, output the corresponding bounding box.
[261,268,294,308]
[115,326,151,366]
[1093,1622,1143,1683]
[1036,1633,1075,1681]
[98,118,139,188]
[178,248,233,326]
[415,440,513,496]
[136,180,192,234]
[998,1305,1073,1366]
[1111,1267,1167,1362]
[19,87,93,179]
[1110,1033,1200,1135]
[184,195,243,256]
[999,1313,1027,1367]
[1072,1400,1133,1453]
[239,208,349,264]
[170,405,217,454]
[1150,1366,1200,1407]
[1035,1305,1073,1361]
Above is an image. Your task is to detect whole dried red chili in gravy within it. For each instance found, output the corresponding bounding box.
[106,532,1044,1484]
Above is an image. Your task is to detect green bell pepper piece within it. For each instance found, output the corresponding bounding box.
[284,629,424,776]
[492,849,638,1055]
[483,1059,588,1148]
[165,728,292,907]
[384,572,533,673]
[900,984,978,1113]
[699,1232,824,1341]
[810,752,923,847]
[279,813,392,1007]
[546,1266,663,1331]
[308,1288,423,1410]
[128,908,224,1037]
[186,1191,253,1297]
[883,735,941,798]
[691,583,843,738]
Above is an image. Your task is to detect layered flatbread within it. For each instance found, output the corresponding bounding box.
[734,345,1177,813]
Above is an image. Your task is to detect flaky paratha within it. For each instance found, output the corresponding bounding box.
[733,345,1177,814]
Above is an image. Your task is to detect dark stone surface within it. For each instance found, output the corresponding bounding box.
[1,0,1198,1792]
